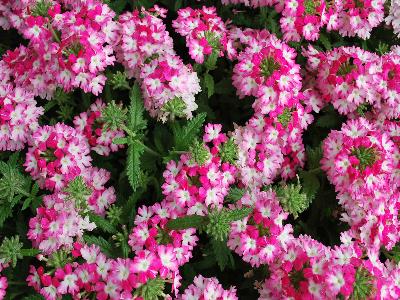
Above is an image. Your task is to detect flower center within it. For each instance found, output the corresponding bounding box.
[260,56,280,78]
[41,148,57,162]
[304,0,320,15]
[351,146,378,170]
[354,0,364,9]
[289,268,306,291]
[156,227,172,245]
[277,108,292,128]
[337,58,356,76]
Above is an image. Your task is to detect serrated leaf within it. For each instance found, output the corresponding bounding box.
[174,0,183,10]
[211,239,234,271]
[83,235,114,257]
[166,215,206,230]
[306,146,323,170]
[20,248,41,256]
[316,112,341,128]
[88,213,117,234]
[23,295,44,300]
[299,171,320,200]
[113,137,128,145]
[204,73,214,98]
[108,0,127,14]
[174,113,207,151]
[224,207,253,223]
[128,82,147,133]
[225,187,246,203]
[127,140,145,191]
[205,51,218,70]
[319,33,332,50]
[215,78,234,95]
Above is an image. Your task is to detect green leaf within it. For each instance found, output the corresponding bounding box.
[174,0,183,10]
[110,0,127,14]
[166,215,206,230]
[319,33,332,50]
[316,112,342,128]
[306,145,323,170]
[224,207,253,223]
[88,213,117,234]
[225,187,246,203]
[215,78,234,95]
[299,171,320,200]
[204,73,215,98]
[134,277,166,300]
[113,137,128,145]
[20,248,41,257]
[211,239,234,271]
[205,51,218,70]
[174,113,207,151]
[83,235,114,257]
[127,140,145,192]
[23,295,45,300]
[128,81,147,133]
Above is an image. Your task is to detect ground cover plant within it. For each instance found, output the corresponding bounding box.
[0,0,400,299]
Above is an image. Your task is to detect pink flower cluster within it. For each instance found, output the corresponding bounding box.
[386,0,400,38]
[73,99,125,156]
[2,0,117,98]
[129,201,198,284]
[27,192,96,255]
[233,106,312,182]
[117,7,201,121]
[322,118,400,252]
[223,0,384,40]
[24,123,92,191]
[304,46,400,119]
[232,34,302,116]
[27,243,176,300]
[0,60,43,151]
[162,124,237,214]
[220,0,285,12]
[177,275,238,300]
[228,188,293,266]
[172,6,236,63]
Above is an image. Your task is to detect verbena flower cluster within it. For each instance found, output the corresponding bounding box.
[0,1,400,300]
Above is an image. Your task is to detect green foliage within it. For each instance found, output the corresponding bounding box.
[383,243,400,264]
[0,235,38,268]
[134,277,166,300]
[31,0,52,17]
[172,113,207,152]
[109,71,130,90]
[166,215,206,231]
[166,207,252,241]
[276,182,311,219]
[161,97,188,120]
[189,140,211,165]
[63,176,91,211]
[127,140,145,192]
[46,249,73,269]
[101,101,128,131]
[88,213,117,234]
[298,171,320,200]
[83,235,115,257]
[204,73,215,98]
[220,138,238,164]
[0,236,23,267]
[211,238,234,271]
[350,268,374,300]
[305,145,323,170]
[0,154,40,227]
[128,82,148,133]
[107,205,123,225]
[225,187,246,203]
